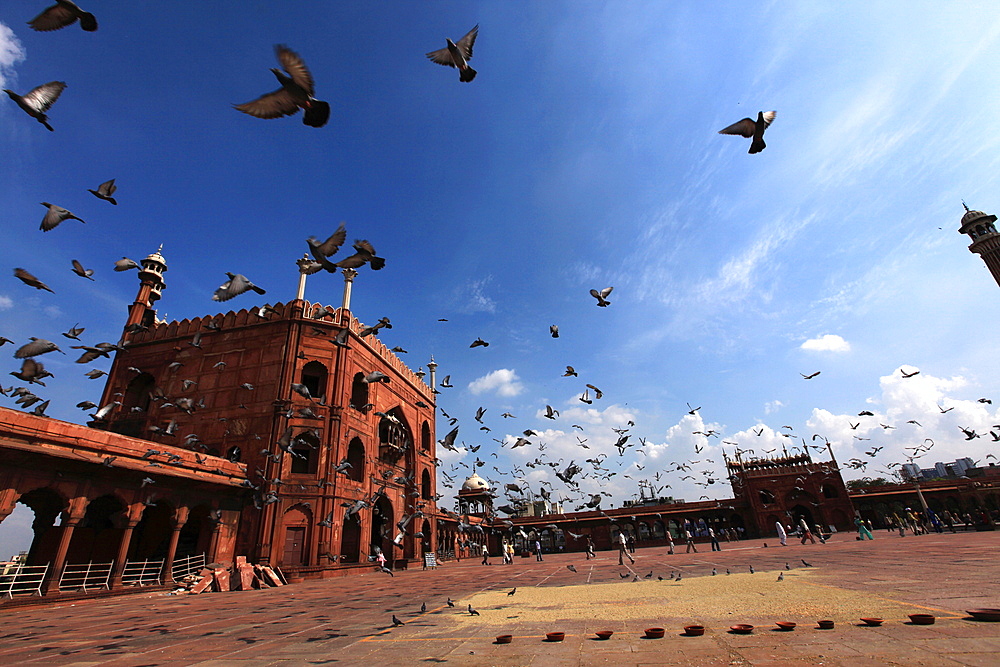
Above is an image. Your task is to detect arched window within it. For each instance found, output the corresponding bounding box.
[300,361,328,400]
[290,430,319,475]
[346,437,365,482]
[421,469,432,500]
[378,409,412,464]
[822,484,839,499]
[638,522,650,540]
[351,373,369,411]
[421,421,431,451]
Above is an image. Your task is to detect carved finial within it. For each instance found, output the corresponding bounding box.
[963,200,970,212]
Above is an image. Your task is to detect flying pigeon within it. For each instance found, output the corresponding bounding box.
[335,239,385,271]
[550,325,559,338]
[235,45,330,128]
[426,25,479,82]
[88,179,117,205]
[114,257,139,271]
[71,259,94,280]
[718,110,776,154]
[39,202,85,231]
[14,268,54,292]
[590,287,613,307]
[4,81,66,131]
[212,272,267,302]
[28,1,97,31]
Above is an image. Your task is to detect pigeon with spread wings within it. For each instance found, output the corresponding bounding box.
[4,81,66,132]
[28,1,97,31]
[235,45,330,128]
[426,25,479,82]
[719,111,776,154]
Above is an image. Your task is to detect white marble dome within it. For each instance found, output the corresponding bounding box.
[461,472,491,492]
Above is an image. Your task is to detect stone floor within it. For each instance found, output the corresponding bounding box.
[3,530,1000,665]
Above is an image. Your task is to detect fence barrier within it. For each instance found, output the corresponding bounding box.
[171,553,206,581]
[59,561,113,592]
[0,562,49,597]
[121,558,164,587]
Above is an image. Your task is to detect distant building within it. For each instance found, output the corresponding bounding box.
[901,458,977,481]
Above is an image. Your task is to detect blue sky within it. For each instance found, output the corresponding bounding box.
[4,2,1000,553]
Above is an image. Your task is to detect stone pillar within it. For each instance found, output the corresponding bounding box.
[110,503,147,588]
[162,507,190,584]
[41,497,88,595]
[208,521,224,563]
[341,268,358,312]
[0,488,18,523]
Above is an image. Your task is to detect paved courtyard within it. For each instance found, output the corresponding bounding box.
[3,530,1000,666]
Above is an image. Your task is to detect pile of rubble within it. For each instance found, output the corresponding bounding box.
[172,556,287,595]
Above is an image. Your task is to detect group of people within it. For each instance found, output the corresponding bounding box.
[775,518,831,546]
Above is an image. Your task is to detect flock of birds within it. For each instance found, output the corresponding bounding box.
[3,5,998,561]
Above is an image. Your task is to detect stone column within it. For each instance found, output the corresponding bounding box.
[162,507,190,584]
[208,520,224,563]
[110,504,147,588]
[41,497,88,595]
[341,268,358,312]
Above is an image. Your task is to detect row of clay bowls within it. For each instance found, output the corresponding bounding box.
[495,614,942,643]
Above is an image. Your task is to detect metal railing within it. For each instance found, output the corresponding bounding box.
[121,558,164,587]
[0,562,49,597]
[171,553,206,581]
[59,561,113,592]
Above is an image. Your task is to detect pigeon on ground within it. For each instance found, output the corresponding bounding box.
[14,268,54,293]
[426,25,479,82]
[4,81,66,131]
[88,179,117,205]
[114,257,139,271]
[590,287,613,307]
[28,1,97,31]
[235,45,330,128]
[421,602,426,613]
[718,111,776,154]
[566,565,577,573]
[71,259,94,280]
[39,202,85,232]
[785,562,790,570]
[447,598,455,607]
[777,572,784,581]
[507,587,516,596]
[749,565,755,574]
[392,614,404,626]
[212,272,267,302]
[468,604,480,616]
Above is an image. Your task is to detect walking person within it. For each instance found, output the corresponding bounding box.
[812,523,826,544]
[585,536,595,560]
[481,542,490,565]
[666,532,675,555]
[776,520,787,546]
[799,518,816,545]
[684,528,698,553]
[534,538,544,561]
[709,526,721,551]
[855,516,875,540]
[617,531,635,565]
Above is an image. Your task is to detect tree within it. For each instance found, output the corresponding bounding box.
[846,477,891,490]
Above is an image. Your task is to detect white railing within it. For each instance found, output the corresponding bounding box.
[59,561,113,592]
[0,562,49,597]
[121,558,164,587]
[171,553,206,581]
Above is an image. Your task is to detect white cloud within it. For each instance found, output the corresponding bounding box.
[0,22,25,89]
[0,295,12,310]
[764,400,784,415]
[800,334,850,353]
[454,276,496,314]
[468,369,523,397]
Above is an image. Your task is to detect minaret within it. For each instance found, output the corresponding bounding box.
[958,203,1000,287]
[125,246,167,328]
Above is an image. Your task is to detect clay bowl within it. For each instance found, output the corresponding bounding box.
[817,620,835,630]
[775,621,796,631]
[545,632,565,642]
[683,625,705,636]
[644,627,666,639]
[966,608,1000,622]
[908,613,935,625]
[594,630,614,640]
[495,635,513,644]
[729,624,754,634]
[860,618,884,627]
